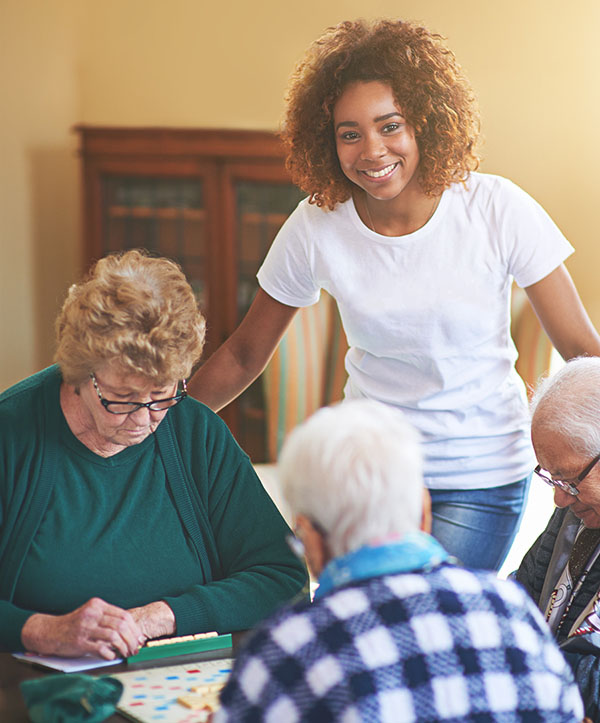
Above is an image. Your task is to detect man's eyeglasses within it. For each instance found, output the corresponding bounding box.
[90,373,187,415]
[534,451,600,497]
[286,519,327,560]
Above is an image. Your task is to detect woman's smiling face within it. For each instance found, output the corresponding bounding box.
[333,80,421,203]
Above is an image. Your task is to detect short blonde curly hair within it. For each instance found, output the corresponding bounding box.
[282,18,481,209]
[55,249,205,386]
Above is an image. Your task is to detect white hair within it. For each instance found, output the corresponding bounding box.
[278,399,424,558]
[530,356,600,456]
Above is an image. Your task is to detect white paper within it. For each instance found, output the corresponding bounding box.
[12,651,123,672]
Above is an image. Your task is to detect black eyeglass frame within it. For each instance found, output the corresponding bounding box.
[90,373,188,415]
[534,451,600,497]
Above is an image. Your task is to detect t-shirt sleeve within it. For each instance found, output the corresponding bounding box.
[495,177,574,288]
[257,200,322,307]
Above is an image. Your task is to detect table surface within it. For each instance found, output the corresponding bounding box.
[1,633,246,721]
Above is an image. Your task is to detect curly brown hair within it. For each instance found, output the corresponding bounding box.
[55,249,206,386]
[281,18,481,209]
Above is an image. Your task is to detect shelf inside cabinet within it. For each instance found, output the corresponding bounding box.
[107,206,206,220]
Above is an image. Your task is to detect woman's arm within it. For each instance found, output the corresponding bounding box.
[188,289,299,411]
[525,264,600,359]
[161,451,308,636]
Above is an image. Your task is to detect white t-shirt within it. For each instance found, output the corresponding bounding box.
[257,173,573,489]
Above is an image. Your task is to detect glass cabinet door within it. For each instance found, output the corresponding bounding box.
[78,127,305,464]
[233,180,305,461]
[101,176,209,312]
[235,181,305,320]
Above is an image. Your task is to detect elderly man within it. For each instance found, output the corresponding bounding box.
[214,399,583,721]
[516,356,600,720]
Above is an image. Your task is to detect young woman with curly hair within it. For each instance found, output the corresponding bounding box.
[190,18,600,570]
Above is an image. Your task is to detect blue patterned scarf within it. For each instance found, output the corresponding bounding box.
[314,531,449,600]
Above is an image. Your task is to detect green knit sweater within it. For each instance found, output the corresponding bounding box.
[0,366,307,651]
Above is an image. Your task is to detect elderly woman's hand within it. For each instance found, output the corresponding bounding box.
[128,600,177,641]
[20,597,145,659]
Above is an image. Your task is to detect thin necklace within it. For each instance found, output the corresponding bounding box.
[364,200,376,232]
[364,194,440,235]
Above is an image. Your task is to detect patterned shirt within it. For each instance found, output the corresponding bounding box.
[215,564,583,722]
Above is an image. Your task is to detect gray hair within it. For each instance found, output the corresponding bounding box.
[530,357,600,457]
[278,399,424,558]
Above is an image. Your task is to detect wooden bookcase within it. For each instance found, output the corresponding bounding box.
[75,126,305,461]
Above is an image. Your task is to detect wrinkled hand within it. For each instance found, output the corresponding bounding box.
[128,601,176,641]
[21,597,145,659]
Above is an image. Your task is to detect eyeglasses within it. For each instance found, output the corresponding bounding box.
[286,519,327,560]
[286,534,306,561]
[90,373,187,415]
[534,451,600,497]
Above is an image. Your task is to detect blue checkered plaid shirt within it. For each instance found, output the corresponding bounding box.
[214,563,583,722]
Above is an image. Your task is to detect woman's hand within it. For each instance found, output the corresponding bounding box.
[128,600,176,641]
[20,597,145,659]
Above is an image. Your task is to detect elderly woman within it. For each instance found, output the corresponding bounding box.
[0,249,306,660]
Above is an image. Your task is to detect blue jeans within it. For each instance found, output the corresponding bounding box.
[429,475,531,571]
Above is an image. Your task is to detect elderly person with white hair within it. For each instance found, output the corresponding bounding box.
[214,399,584,722]
[516,356,600,721]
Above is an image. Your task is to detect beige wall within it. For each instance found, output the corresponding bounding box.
[1,0,81,389]
[2,0,600,389]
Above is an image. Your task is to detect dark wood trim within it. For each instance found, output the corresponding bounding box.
[73,126,287,160]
